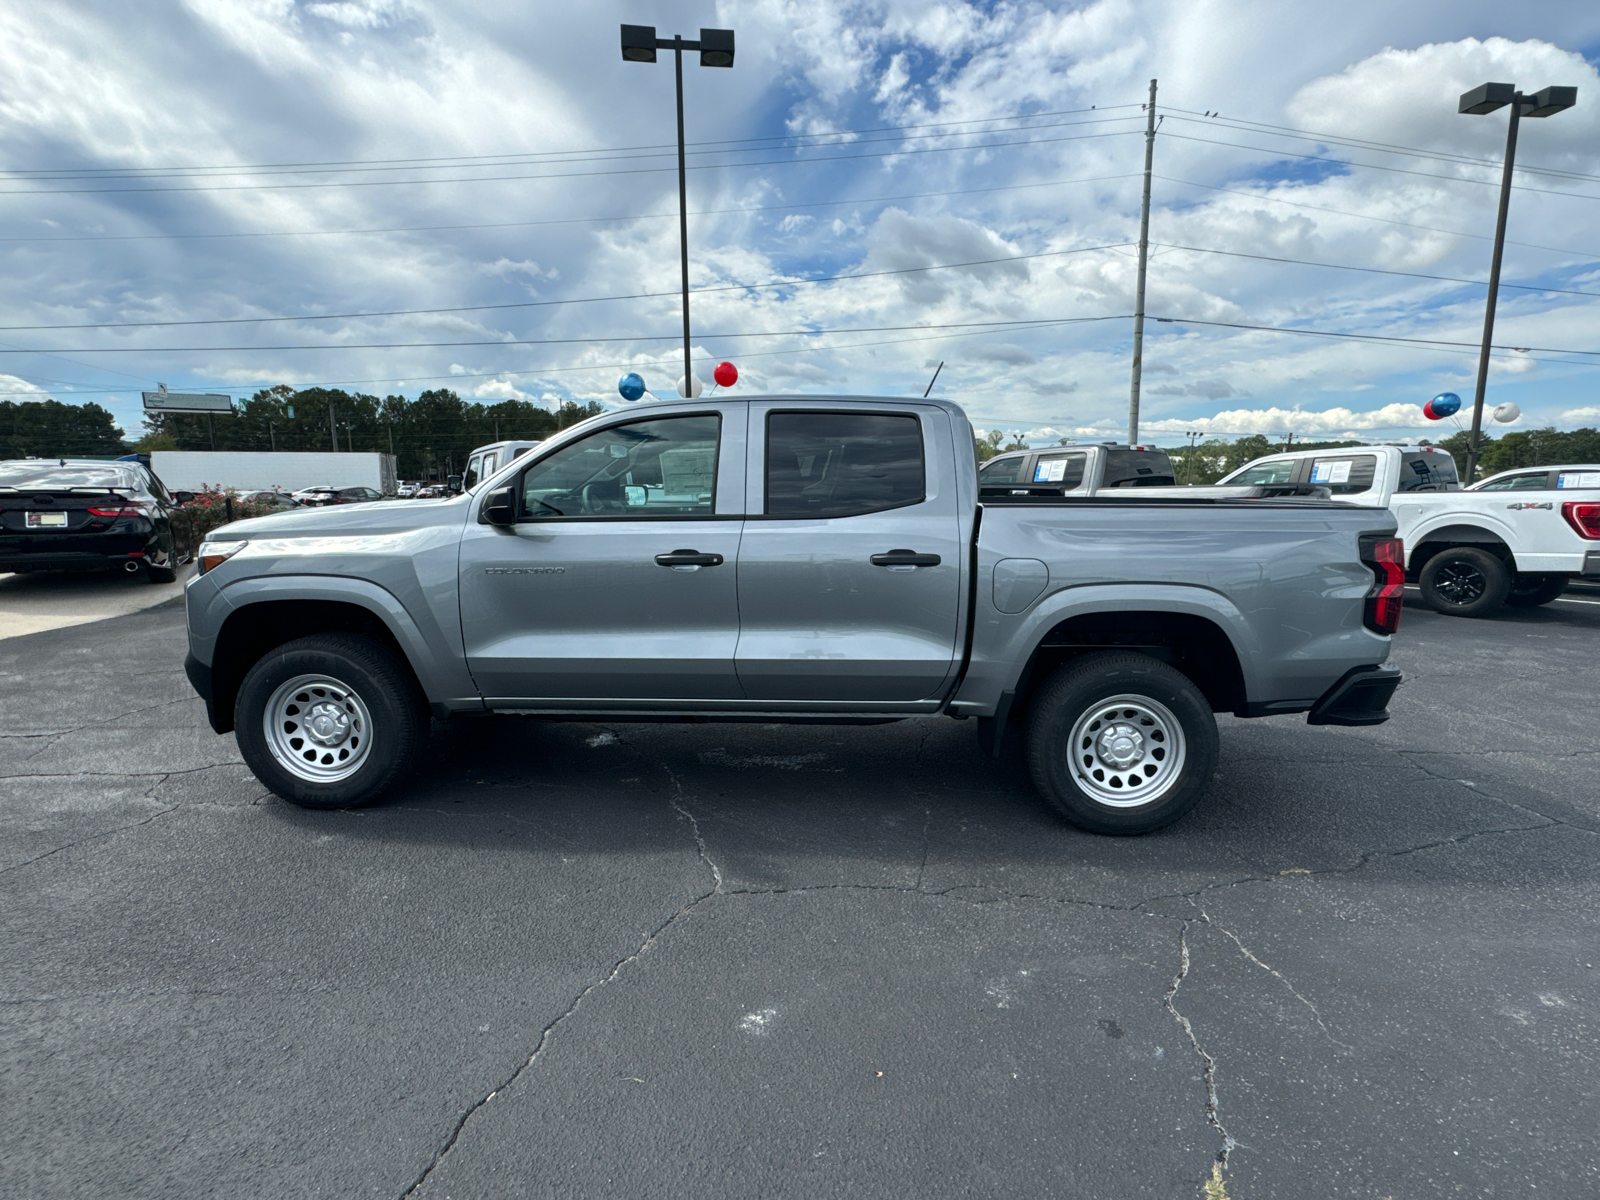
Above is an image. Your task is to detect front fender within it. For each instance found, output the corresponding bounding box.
[216,574,477,704]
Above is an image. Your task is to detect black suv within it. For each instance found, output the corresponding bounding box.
[0,459,196,582]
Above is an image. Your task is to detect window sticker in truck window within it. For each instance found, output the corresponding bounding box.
[1311,460,1352,484]
[1034,459,1069,483]
[1558,472,1600,489]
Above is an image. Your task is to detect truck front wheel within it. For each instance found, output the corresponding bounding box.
[1025,652,1219,836]
[1418,546,1510,617]
[234,633,429,810]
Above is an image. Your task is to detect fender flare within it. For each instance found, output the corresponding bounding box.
[1406,519,1518,569]
[216,574,461,702]
[986,581,1263,701]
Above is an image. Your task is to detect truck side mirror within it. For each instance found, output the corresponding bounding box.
[447,474,463,493]
[483,486,516,527]
[173,491,195,504]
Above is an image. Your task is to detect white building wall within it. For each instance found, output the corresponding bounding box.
[149,451,397,494]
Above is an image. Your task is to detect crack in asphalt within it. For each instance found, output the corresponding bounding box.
[397,767,724,1199]
[0,801,183,877]
[1163,919,1238,1179]
[1204,911,1350,1051]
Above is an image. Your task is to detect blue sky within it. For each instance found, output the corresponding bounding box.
[2,0,1599,444]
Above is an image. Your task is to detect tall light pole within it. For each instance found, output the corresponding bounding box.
[1458,82,1576,482]
[621,24,735,397]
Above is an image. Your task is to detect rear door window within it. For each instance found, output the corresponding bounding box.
[1229,459,1295,486]
[978,455,1025,486]
[1478,472,1551,491]
[766,412,924,518]
[1029,452,1087,488]
[1308,455,1377,495]
[1556,470,1600,489]
[1397,453,1459,492]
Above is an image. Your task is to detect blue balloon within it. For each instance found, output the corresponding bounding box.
[618,372,645,402]
[1428,392,1461,418]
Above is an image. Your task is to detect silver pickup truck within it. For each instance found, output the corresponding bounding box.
[183,395,1403,835]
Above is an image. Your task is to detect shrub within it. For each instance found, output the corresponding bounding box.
[179,487,292,540]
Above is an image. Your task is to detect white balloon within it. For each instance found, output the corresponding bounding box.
[1492,402,1521,424]
[676,374,704,398]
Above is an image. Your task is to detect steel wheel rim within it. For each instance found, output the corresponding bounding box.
[1436,561,1486,605]
[1067,693,1186,808]
[264,674,374,783]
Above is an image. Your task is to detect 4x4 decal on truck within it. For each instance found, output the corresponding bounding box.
[1506,502,1554,511]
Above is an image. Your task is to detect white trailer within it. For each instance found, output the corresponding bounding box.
[150,451,398,496]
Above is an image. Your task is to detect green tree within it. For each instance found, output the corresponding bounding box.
[0,399,127,458]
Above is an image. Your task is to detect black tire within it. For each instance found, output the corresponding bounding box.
[1418,546,1511,617]
[234,633,429,810]
[1025,652,1219,836]
[1506,573,1569,608]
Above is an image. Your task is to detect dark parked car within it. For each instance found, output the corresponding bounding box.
[0,458,196,582]
[235,490,302,511]
[295,485,384,507]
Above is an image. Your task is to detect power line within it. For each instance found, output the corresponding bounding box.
[0,241,1134,332]
[1151,313,1600,358]
[1161,107,1600,187]
[0,103,1144,179]
[0,128,1143,197]
[0,171,1144,245]
[1156,176,1600,259]
[1160,131,1600,202]
[1154,242,1600,299]
[0,313,1130,355]
[1,113,1147,185]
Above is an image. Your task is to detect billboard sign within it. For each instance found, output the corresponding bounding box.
[142,389,234,414]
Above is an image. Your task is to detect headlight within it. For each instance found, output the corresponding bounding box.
[198,540,246,575]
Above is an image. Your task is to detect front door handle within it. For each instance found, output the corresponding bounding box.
[870,549,941,567]
[655,549,725,568]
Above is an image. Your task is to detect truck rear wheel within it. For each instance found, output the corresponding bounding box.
[1506,573,1568,608]
[1025,652,1219,836]
[1418,546,1510,617]
[234,633,429,810]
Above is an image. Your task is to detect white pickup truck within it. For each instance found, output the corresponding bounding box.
[1220,445,1600,616]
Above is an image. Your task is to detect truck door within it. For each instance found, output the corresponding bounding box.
[735,406,963,703]
[457,409,746,703]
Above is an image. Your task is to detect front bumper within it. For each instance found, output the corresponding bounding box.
[184,652,225,733]
[1307,664,1401,727]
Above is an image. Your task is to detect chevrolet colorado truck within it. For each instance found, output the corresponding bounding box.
[1220,444,1600,616]
[184,396,1403,835]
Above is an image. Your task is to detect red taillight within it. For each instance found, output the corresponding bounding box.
[1360,535,1405,635]
[86,501,150,518]
[1563,501,1600,540]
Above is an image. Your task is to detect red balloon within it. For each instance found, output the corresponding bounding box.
[1423,400,1441,420]
[713,361,738,388]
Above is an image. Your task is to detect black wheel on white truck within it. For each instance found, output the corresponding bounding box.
[1417,546,1511,617]
[1506,573,1569,608]
[1026,652,1220,835]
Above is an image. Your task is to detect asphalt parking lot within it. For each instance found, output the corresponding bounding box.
[2,588,1597,1199]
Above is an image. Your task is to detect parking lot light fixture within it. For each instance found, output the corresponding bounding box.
[1458,80,1577,483]
[621,23,735,395]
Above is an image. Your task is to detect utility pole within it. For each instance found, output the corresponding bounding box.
[388,424,395,455]
[206,413,216,451]
[269,420,276,452]
[1128,77,1158,447]
[329,404,338,451]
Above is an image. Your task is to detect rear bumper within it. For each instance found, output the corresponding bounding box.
[0,550,147,572]
[1307,664,1401,727]
[1583,550,1600,578]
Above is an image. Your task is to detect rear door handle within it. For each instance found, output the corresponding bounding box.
[870,549,941,567]
[655,549,724,568]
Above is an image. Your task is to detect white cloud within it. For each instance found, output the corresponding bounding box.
[1139,403,1432,434]
[1562,406,1600,421]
